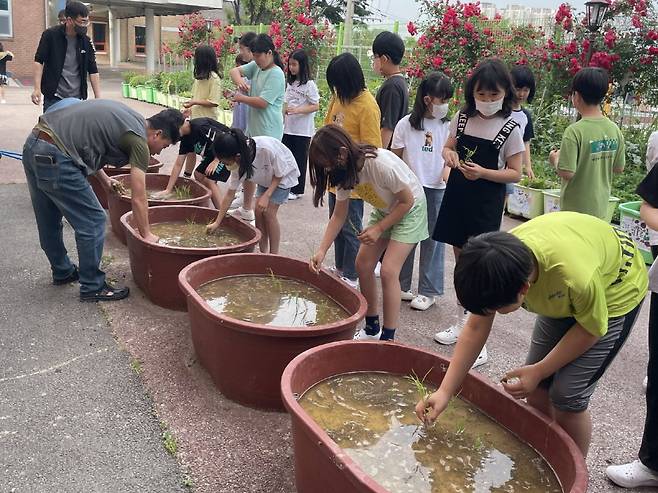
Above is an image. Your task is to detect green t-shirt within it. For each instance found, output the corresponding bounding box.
[511,211,647,337]
[117,132,149,172]
[241,61,285,139]
[558,116,625,219]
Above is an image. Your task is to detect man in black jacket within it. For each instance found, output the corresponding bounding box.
[31,1,101,111]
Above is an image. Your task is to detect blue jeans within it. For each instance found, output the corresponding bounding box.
[328,193,363,281]
[45,97,81,113]
[22,133,107,294]
[399,187,445,297]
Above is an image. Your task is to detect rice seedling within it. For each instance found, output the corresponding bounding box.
[173,185,193,200]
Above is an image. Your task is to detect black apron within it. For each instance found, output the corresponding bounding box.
[433,112,518,248]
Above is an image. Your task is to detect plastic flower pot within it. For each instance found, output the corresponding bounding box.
[107,174,211,244]
[121,82,130,98]
[543,190,619,223]
[144,86,155,103]
[620,201,654,264]
[281,341,588,493]
[128,85,138,99]
[156,90,168,106]
[507,184,552,219]
[136,85,146,101]
[178,254,367,410]
[168,94,180,109]
[88,161,163,209]
[121,206,260,311]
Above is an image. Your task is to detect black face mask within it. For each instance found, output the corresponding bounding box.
[328,168,348,187]
[74,25,88,36]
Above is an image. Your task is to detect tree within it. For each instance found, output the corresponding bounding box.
[229,0,274,25]
[311,0,373,25]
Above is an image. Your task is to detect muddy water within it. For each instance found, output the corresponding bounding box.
[197,274,349,327]
[299,372,562,493]
[150,221,244,248]
[120,185,193,200]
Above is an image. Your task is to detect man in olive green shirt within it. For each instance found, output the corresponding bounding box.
[416,212,647,458]
[549,67,625,219]
[23,99,184,301]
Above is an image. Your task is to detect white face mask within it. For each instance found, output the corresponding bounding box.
[432,103,449,119]
[475,97,504,116]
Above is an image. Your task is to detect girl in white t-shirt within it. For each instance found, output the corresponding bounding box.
[308,124,428,341]
[283,49,320,200]
[392,71,454,312]
[206,129,299,254]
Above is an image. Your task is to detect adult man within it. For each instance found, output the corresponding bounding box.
[31,1,100,111]
[416,212,647,458]
[22,100,185,301]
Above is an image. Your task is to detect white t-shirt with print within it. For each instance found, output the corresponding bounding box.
[335,149,424,213]
[284,80,320,137]
[227,136,300,191]
[391,114,449,189]
[448,113,525,170]
[645,131,658,245]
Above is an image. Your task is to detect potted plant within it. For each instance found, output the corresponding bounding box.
[507,176,558,219]
[121,71,137,98]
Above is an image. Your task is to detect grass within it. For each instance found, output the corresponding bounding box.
[159,421,178,456]
[182,474,194,489]
[129,358,142,375]
[173,185,193,200]
[407,369,433,426]
[101,254,114,268]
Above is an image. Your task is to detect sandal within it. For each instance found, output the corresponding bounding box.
[80,282,129,302]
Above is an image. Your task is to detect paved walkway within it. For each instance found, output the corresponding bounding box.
[0,69,652,492]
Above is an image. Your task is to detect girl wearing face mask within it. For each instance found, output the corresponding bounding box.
[206,129,299,254]
[432,58,524,361]
[390,72,454,312]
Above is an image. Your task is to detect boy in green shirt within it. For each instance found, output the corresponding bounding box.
[416,212,647,457]
[549,68,625,219]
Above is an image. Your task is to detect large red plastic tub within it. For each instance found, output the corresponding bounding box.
[107,174,211,244]
[89,162,163,209]
[281,341,588,493]
[121,205,260,311]
[178,254,368,411]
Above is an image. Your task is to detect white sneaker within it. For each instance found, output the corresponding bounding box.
[229,206,255,221]
[644,375,649,392]
[606,460,658,488]
[340,276,359,290]
[401,290,414,301]
[230,191,244,209]
[354,327,382,340]
[374,261,382,278]
[288,192,299,200]
[411,295,436,311]
[434,314,467,345]
[472,346,488,369]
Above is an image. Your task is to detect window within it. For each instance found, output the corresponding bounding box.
[92,22,107,53]
[135,26,145,55]
[0,0,12,38]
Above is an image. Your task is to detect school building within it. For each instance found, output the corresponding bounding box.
[0,0,225,81]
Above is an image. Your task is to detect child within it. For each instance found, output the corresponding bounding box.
[510,64,536,179]
[206,128,299,254]
[416,212,648,459]
[606,167,658,488]
[433,59,524,366]
[154,117,230,207]
[0,43,13,104]
[324,52,382,289]
[548,67,625,219]
[309,125,426,341]
[228,33,286,222]
[392,72,453,311]
[231,54,250,133]
[181,45,222,178]
[283,49,320,200]
[372,31,409,149]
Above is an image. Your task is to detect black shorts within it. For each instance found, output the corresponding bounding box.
[195,160,230,183]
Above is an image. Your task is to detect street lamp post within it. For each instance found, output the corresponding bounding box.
[584,0,611,65]
[206,19,214,44]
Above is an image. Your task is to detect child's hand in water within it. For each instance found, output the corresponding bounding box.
[152,189,173,199]
[415,389,451,426]
[206,221,220,235]
[357,225,382,245]
[459,161,484,180]
[309,251,325,274]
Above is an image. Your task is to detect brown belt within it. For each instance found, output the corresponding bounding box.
[32,129,56,146]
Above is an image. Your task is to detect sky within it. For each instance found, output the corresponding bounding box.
[371,0,589,23]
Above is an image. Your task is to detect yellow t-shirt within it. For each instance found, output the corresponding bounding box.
[191,72,222,120]
[324,90,382,198]
[511,211,648,337]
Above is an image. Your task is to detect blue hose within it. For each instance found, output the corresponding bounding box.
[0,150,22,160]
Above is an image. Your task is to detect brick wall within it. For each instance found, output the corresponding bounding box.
[0,0,46,82]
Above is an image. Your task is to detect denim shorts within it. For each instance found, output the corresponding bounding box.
[255,184,290,205]
[505,182,515,195]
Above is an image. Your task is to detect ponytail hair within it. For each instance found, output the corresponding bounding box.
[409,72,454,131]
[251,33,284,71]
[212,128,256,180]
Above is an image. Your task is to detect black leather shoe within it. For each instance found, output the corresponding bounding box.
[80,282,130,302]
[53,265,79,285]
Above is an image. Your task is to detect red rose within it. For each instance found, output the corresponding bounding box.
[407,21,418,36]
